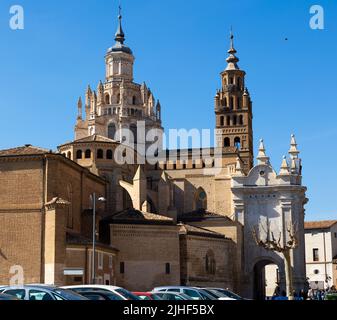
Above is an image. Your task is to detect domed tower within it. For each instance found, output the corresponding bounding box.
[75,6,163,157]
[215,32,254,171]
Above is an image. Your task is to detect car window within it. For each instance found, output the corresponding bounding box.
[53,289,88,300]
[183,289,202,300]
[115,288,140,300]
[167,289,180,293]
[139,295,151,300]
[203,289,220,299]
[3,289,26,300]
[83,294,106,301]
[53,294,65,301]
[29,290,54,301]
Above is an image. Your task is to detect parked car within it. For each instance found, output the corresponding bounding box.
[62,285,140,300]
[152,286,217,300]
[201,288,244,300]
[0,285,88,300]
[153,292,191,301]
[0,293,20,300]
[133,292,163,300]
[79,290,125,301]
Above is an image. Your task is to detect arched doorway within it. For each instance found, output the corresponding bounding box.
[253,259,281,300]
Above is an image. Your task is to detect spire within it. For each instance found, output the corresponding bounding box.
[279,156,290,176]
[257,139,270,165]
[115,5,125,45]
[226,29,240,71]
[77,97,82,120]
[289,134,300,159]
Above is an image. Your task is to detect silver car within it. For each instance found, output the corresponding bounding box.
[0,285,88,300]
[152,286,217,300]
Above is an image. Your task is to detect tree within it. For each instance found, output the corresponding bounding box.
[252,220,298,300]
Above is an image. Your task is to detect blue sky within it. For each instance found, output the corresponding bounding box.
[0,0,336,221]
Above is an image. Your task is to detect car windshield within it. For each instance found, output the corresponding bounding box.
[215,289,243,300]
[53,288,89,300]
[202,289,222,299]
[115,288,140,300]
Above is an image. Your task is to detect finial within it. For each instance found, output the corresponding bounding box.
[234,157,245,176]
[279,156,290,176]
[226,28,240,71]
[115,3,125,45]
[289,134,300,159]
[257,139,270,165]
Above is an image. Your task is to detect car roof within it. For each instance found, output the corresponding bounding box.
[1,285,58,291]
[62,285,122,290]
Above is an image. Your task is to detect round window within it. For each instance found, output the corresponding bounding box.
[199,191,207,200]
[314,269,319,275]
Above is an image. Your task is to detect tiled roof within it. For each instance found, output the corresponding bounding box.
[180,224,228,239]
[178,209,231,223]
[103,209,174,225]
[0,145,50,156]
[305,220,337,230]
[66,232,118,251]
[74,135,117,143]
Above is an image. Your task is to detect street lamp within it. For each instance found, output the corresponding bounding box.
[90,193,106,284]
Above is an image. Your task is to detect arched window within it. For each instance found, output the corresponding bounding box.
[108,123,117,140]
[105,94,110,105]
[117,93,121,104]
[237,77,242,90]
[224,137,230,147]
[224,97,227,107]
[233,115,237,126]
[234,137,241,150]
[132,96,137,105]
[220,116,224,126]
[130,124,138,144]
[230,97,234,110]
[227,116,231,126]
[205,250,216,275]
[230,77,234,84]
[239,115,244,125]
[97,149,104,159]
[67,152,71,159]
[237,97,241,109]
[195,187,207,211]
[106,149,113,160]
[76,150,82,160]
[85,149,91,159]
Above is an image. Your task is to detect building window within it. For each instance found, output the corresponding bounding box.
[166,263,171,275]
[230,77,234,85]
[239,115,244,125]
[109,256,113,269]
[234,137,241,150]
[334,232,337,238]
[313,248,319,262]
[237,97,242,109]
[233,115,237,125]
[76,150,83,159]
[85,149,91,159]
[205,250,216,275]
[117,93,121,104]
[97,149,104,159]
[230,97,234,110]
[98,252,103,270]
[195,187,207,211]
[67,152,72,159]
[108,123,117,140]
[237,77,242,89]
[227,116,231,126]
[106,150,113,160]
[220,116,224,127]
[224,138,230,147]
[314,269,320,275]
[132,96,137,105]
[120,262,125,274]
[105,94,110,105]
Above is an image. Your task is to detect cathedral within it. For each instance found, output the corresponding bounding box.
[0,10,308,299]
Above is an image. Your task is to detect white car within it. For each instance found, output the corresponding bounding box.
[61,285,140,300]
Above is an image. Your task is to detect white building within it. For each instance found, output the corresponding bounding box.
[305,220,337,290]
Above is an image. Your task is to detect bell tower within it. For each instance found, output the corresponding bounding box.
[215,32,254,171]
